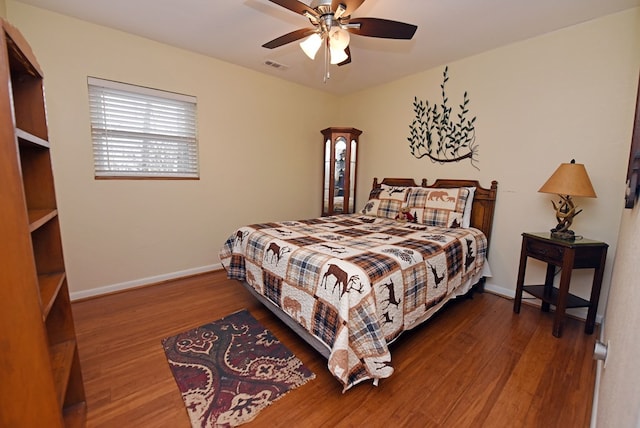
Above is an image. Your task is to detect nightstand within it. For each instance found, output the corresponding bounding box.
[513,232,608,338]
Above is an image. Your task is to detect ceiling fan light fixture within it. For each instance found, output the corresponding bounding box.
[300,33,322,60]
[329,47,348,64]
[328,27,350,51]
[264,0,418,82]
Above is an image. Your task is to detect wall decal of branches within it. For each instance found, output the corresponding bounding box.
[408,66,479,169]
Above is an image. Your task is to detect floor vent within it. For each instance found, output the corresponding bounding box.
[264,60,288,71]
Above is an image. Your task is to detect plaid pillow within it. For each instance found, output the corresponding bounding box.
[402,187,470,228]
[360,184,410,219]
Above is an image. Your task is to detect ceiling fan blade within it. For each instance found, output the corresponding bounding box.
[337,46,352,66]
[332,0,366,16]
[267,0,317,16]
[347,17,417,40]
[262,28,317,49]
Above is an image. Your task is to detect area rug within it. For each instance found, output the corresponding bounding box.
[162,309,315,428]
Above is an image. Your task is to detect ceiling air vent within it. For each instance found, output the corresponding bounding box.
[264,60,288,71]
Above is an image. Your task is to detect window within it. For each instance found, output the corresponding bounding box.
[88,77,198,178]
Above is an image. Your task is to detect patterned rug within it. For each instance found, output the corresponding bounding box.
[162,309,315,428]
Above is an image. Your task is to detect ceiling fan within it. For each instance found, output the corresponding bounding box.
[262,0,418,81]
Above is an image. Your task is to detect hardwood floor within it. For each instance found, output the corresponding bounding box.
[72,270,596,427]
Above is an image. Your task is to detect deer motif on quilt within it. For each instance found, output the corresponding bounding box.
[380,278,401,309]
[264,242,291,266]
[234,230,249,247]
[320,264,364,298]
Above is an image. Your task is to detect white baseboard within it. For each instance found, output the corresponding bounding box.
[484,280,604,325]
[484,281,515,298]
[69,263,223,301]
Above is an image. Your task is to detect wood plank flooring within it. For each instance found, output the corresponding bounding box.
[71,270,596,427]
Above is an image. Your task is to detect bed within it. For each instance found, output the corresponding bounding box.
[219,177,498,391]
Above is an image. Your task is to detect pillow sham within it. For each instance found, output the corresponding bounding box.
[402,187,471,228]
[360,184,410,219]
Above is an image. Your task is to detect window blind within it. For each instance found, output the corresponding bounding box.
[88,77,198,178]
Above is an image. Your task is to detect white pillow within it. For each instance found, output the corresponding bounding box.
[462,187,476,228]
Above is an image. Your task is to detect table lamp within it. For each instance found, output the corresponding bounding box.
[538,159,597,240]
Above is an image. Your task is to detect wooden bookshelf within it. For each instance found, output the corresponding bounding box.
[0,18,86,427]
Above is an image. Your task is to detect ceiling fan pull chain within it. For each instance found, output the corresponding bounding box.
[324,36,330,83]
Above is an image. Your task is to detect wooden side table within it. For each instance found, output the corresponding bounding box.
[513,232,608,338]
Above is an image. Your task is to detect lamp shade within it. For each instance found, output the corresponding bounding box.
[538,160,597,198]
[329,47,348,64]
[328,27,350,51]
[300,33,322,60]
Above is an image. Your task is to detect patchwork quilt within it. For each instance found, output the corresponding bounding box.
[219,214,487,391]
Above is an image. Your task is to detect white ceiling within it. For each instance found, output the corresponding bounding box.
[14,0,640,95]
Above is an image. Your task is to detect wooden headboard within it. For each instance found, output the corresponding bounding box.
[372,177,498,253]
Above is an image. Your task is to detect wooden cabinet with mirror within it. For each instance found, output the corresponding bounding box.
[321,127,362,216]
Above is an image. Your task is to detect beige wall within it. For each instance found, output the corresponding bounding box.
[339,8,640,321]
[5,2,640,323]
[7,2,338,296]
[0,1,6,18]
